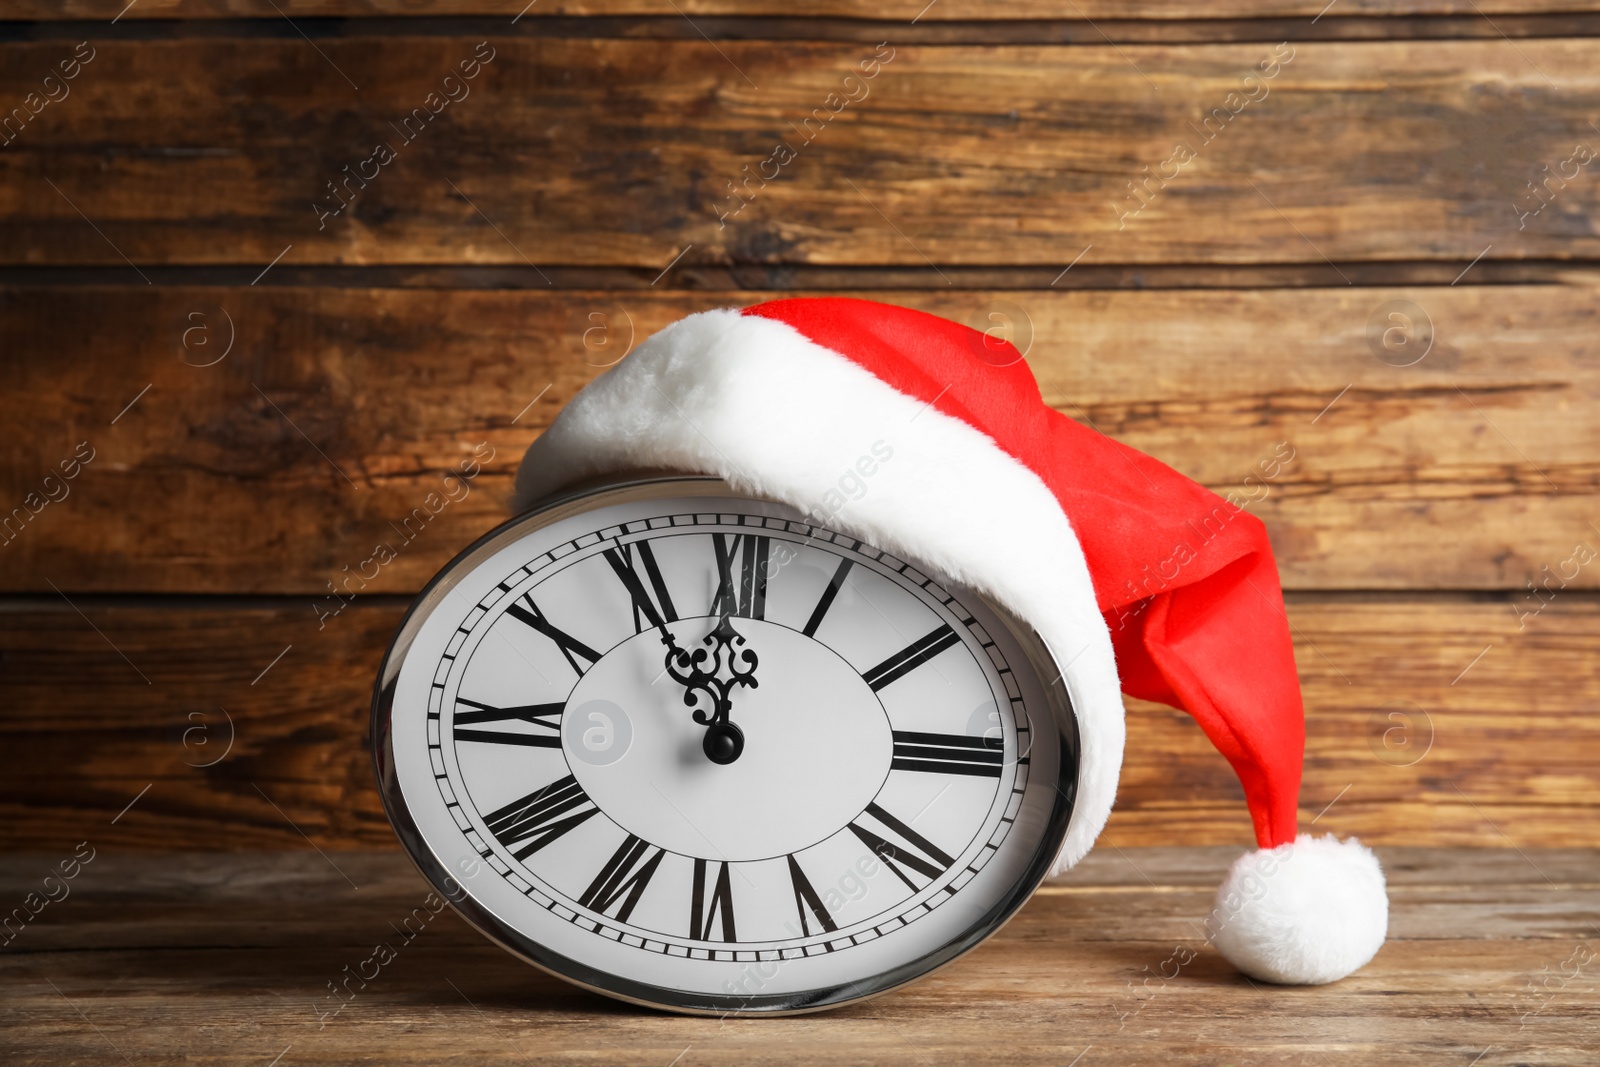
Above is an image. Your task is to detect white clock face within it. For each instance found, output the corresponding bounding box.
[378,480,1076,1013]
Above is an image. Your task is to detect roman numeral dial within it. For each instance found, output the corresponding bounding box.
[862,624,961,691]
[711,533,770,619]
[604,540,678,632]
[690,859,737,942]
[848,802,957,894]
[578,834,666,924]
[484,776,600,860]
[505,594,601,675]
[452,697,563,747]
[787,854,838,939]
[426,506,1043,970]
[801,557,853,637]
[890,730,1004,777]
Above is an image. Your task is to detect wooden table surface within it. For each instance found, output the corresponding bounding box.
[4,1,1600,1063]
[4,847,1597,1065]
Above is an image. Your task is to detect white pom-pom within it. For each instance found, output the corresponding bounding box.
[1208,833,1388,985]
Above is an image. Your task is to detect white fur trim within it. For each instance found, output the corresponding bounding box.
[514,308,1125,873]
[1209,833,1388,985]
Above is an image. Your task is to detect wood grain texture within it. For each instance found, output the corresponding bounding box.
[2,849,1594,1065]
[6,259,1600,289]
[3,285,1596,595]
[16,13,1600,49]
[1,595,1594,852]
[3,38,1599,267]
[15,0,1600,19]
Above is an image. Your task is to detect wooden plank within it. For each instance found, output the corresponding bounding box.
[3,39,1599,267]
[3,286,1596,594]
[4,259,1599,289]
[1,850,1594,1066]
[1,595,1595,852]
[14,12,1600,48]
[9,945,1594,1065]
[15,0,1600,19]
[5,849,1597,950]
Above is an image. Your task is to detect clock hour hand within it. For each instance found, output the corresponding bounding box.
[659,615,758,765]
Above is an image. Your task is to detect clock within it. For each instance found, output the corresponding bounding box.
[374,474,1080,1015]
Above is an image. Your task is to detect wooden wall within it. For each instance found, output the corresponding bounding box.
[2,1,1597,851]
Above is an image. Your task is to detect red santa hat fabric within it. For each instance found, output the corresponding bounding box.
[515,296,1387,985]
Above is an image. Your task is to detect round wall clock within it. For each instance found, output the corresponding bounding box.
[375,476,1080,1014]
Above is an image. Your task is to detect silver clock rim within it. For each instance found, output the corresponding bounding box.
[371,473,1080,1016]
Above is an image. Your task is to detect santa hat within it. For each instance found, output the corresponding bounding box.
[514,297,1388,985]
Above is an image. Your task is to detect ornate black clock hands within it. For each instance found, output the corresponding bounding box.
[659,615,759,765]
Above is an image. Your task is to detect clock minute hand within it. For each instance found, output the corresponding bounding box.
[659,615,758,765]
